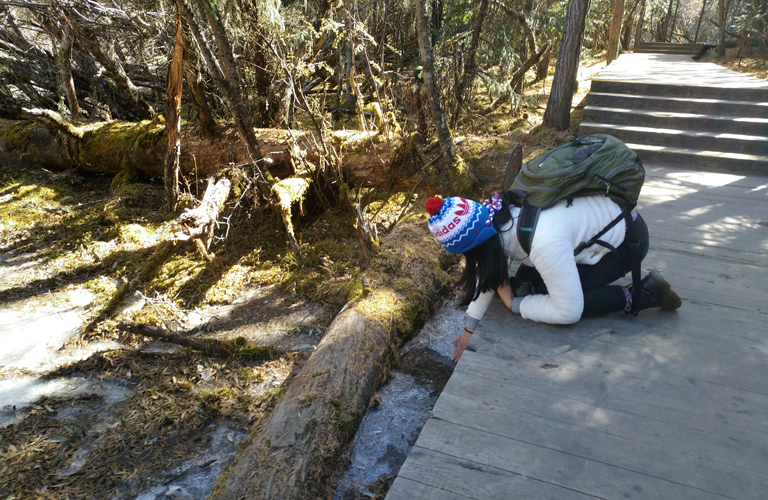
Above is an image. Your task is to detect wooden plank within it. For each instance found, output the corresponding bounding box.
[471,315,768,428]
[637,228,768,266]
[641,248,768,300]
[640,195,768,224]
[642,221,768,259]
[474,302,768,396]
[640,180,768,207]
[394,445,602,500]
[456,351,768,438]
[642,169,768,203]
[386,477,475,500]
[433,392,768,500]
[437,375,768,481]
[646,240,768,280]
[414,418,734,500]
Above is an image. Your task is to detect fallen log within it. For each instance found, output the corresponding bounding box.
[0,115,393,188]
[209,206,456,500]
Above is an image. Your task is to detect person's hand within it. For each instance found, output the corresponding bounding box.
[451,328,473,363]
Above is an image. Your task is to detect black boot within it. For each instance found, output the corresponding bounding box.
[630,269,682,311]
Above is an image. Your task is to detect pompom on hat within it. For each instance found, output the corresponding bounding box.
[426,193,502,254]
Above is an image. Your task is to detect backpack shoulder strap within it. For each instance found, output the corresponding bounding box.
[516,206,541,256]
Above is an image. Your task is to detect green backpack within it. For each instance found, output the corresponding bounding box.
[508,134,646,314]
[509,134,644,210]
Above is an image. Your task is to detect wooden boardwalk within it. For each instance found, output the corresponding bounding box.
[386,166,768,500]
[386,54,768,500]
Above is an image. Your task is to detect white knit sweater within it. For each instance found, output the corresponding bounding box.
[466,195,627,325]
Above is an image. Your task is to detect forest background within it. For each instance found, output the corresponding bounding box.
[1,0,766,499]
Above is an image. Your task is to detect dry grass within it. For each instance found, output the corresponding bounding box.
[0,348,302,499]
[699,46,768,80]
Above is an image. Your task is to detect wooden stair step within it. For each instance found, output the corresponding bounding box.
[582,106,768,135]
[627,144,768,174]
[586,92,768,118]
[579,122,768,155]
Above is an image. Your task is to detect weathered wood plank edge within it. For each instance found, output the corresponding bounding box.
[436,375,768,479]
[412,418,735,500]
[394,444,609,500]
[454,351,768,437]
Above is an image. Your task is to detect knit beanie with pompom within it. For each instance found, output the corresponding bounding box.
[425,196,499,254]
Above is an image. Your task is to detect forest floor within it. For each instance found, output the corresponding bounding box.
[700,45,768,80]
[4,47,762,499]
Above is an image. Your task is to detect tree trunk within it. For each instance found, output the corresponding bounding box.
[200,0,264,167]
[252,31,274,127]
[180,16,217,138]
[415,0,457,171]
[430,0,444,44]
[669,0,681,42]
[718,0,726,57]
[543,0,590,131]
[165,8,184,209]
[536,46,551,81]
[662,0,675,41]
[56,24,80,118]
[344,22,356,110]
[607,0,626,64]
[414,77,429,138]
[451,0,489,129]
[209,209,453,500]
[621,0,638,50]
[694,0,708,43]
[634,0,647,50]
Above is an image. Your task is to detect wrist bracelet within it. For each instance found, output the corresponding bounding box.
[463,328,474,334]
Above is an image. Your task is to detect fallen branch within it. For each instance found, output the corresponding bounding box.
[21,107,85,138]
[174,176,231,261]
[117,323,283,360]
[81,177,231,335]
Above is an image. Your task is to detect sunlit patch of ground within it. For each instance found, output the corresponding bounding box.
[698,47,768,81]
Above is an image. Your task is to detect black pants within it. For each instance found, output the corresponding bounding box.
[513,213,649,318]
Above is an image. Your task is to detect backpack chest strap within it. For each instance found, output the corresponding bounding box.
[516,206,541,256]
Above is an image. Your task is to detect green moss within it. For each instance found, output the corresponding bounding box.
[449,157,476,196]
[79,116,167,173]
[3,121,36,151]
[110,168,142,196]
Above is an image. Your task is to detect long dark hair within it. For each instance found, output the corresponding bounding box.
[457,191,517,306]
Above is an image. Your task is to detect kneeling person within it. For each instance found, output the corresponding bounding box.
[425,192,682,362]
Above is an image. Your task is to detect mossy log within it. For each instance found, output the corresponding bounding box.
[0,116,393,187]
[209,207,455,500]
